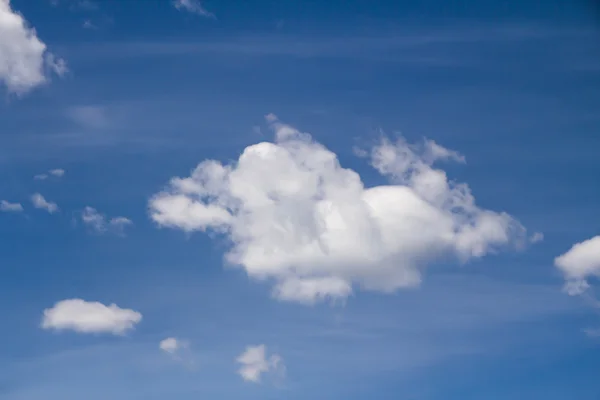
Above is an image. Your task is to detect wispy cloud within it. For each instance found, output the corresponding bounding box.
[66,105,109,129]
[77,24,595,63]
[34,168,65,180]
[50,0,99,11]
[173,0,215,18]
[80,206,132,235]
[584,328,600,338]
[31,193,58,213]
[0,200,23,212]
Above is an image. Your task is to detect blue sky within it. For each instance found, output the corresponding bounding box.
[1,0,600,399]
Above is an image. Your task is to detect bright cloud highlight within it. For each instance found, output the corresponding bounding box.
[149,116,526,304]
[555,235,600,295]
[31,193,58,213]
[0,0,66,94]
[236,345,284,383]
[41,299,142,335]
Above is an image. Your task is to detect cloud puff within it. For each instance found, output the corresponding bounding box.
[236,345,284,383]
[41,299,142,335]
[80,206,132,235]
[172,0,214,18]
[159,337,196,367]
[0,200,23,212]
[159,337,181,353]
[149,116,526,304]
[0,0,67,94]
[555,236,600,295]
[34,168,65,180]
[31,193,58,213]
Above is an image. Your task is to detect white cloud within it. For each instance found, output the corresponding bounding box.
[530,232,544,243]
[173,0,214,18]
[149,116,526,304]
[31,193,58,213]
[0,0,67,94]
[80,206,132,234]
[34,168,65,180]
[159,337,180,353]
[49,168,65,177]
[555,236,600,295]
[236,345,284,383]
[0,200,23,212]
[159,337,195,367]
[41,299,142,335]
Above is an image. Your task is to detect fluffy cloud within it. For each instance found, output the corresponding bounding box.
[159,337,192,363]
[0,0,67,94]
[80,206,132,234]
[150,116,526,304]
[41,299,142,335]
[0,200,23,212]
[555,236,600,295]
[236,345,284,383]
[159,337,181,353]
[31,193,58,213]
[172,0,214,18]
[34,168,65,180]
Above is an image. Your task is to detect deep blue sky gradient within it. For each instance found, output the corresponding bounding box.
[1,0,600,399]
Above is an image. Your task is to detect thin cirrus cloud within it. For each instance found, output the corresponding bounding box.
[172,0,215,18]
[80,206,132,235]
[554,235,600,296]
[41,299,142,335]
[34,168,65,180]
[236,345,284,383]
[0,200,23,212]
[31,193,59,213]
[0,0,67,94]
[66,105,109,129]
[149,115,527,304]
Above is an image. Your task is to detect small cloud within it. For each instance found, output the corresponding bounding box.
[173,0,215,18]
[80,206,132,235]
[160,337,181,353]
[159,337,195,367]
[49,168,65,177]
[45,53,68,77]
[34,168,65,180]
[555,235,600,296]
[530,232,544,243]
[42,299,142,335]
[31,193,58,213]
[0,200,24,212]
[236,345,285,383]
